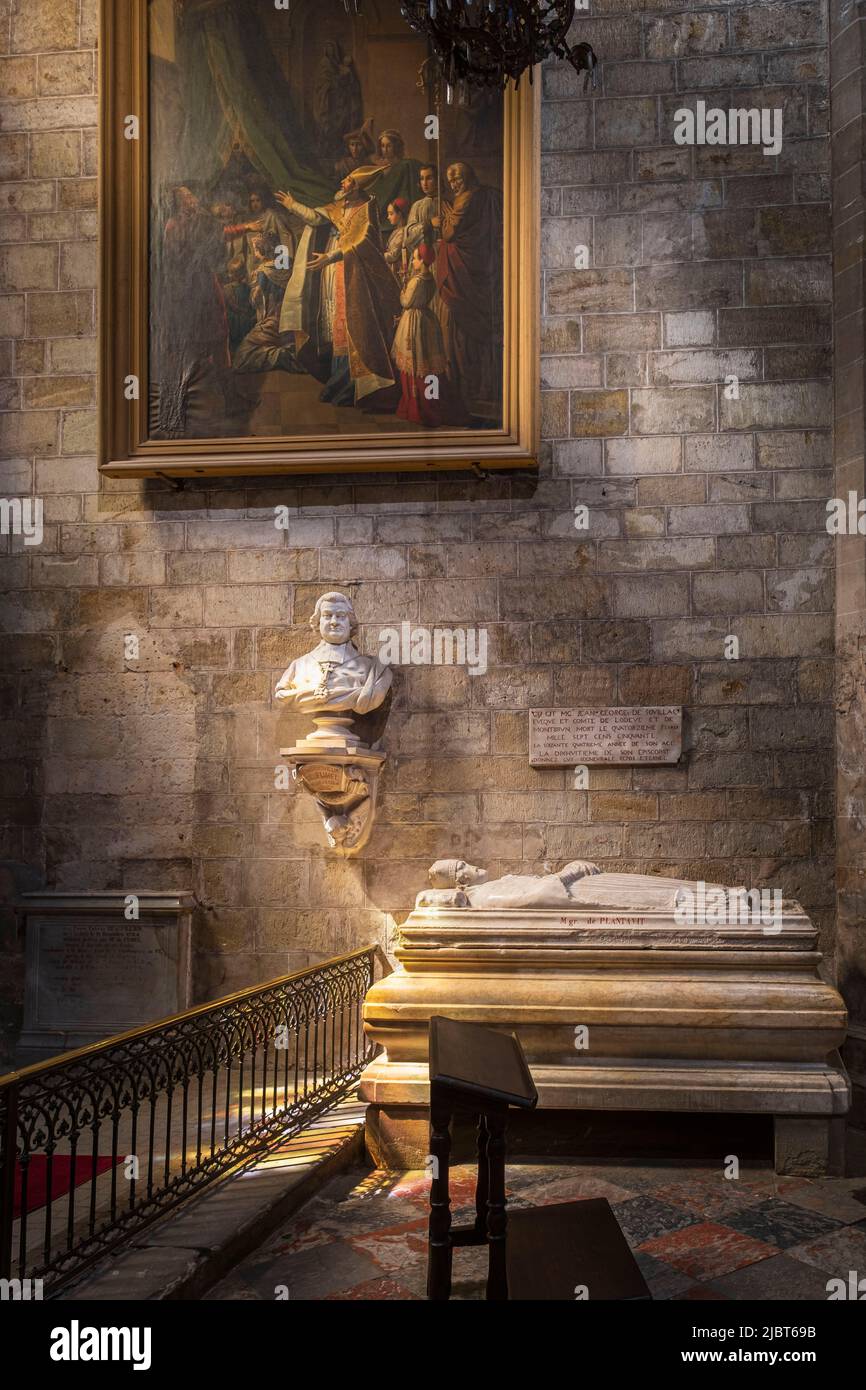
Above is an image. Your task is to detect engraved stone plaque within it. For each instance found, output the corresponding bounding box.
[530,706,682,767]
[297,764,349,795]
[17,892,193,1062]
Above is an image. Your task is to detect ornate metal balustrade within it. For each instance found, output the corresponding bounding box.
[0,946,378,1296]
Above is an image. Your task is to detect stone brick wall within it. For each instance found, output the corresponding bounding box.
[0,0,838,1066]
[830,0,866,1124]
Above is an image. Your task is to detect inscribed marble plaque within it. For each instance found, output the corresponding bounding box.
[530,706,682,766]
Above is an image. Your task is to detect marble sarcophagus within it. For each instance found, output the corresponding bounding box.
[360,860,849,1174]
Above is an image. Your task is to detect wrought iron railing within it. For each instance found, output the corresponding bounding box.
[0,946,378,1296]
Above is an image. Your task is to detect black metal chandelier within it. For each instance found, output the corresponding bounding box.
[400,0,598,93]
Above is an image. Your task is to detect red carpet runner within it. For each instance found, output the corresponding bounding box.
[13,1156,122,1218]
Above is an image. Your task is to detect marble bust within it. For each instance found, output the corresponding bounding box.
[276,590,393,854]
[275,591,392,748]
[416,858,750,914]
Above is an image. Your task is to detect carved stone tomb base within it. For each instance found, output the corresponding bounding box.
[361,903,850,1173]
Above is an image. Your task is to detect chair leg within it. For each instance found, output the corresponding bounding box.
[485,1110,508,1301]
[427,1095,453,1301]
[474,1113,489,1238]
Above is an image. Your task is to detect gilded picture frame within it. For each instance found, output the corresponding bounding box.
[99,0,540,479]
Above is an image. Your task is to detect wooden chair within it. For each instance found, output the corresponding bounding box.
[425,1015,651,1301]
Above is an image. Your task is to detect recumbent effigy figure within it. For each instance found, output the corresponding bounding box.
[415,858,779,923]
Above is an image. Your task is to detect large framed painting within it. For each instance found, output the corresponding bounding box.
[99,0,540,478]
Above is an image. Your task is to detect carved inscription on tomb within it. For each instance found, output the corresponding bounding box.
[530,706,682,767]
[32,917,179,1030]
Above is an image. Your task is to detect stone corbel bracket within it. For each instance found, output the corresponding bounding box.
[281,744,386,857]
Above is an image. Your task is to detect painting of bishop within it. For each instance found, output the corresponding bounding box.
[147,0,505,442]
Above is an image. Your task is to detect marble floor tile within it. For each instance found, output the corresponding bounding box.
[207,1282,267,1300]
[672,1283,732,1300]
[268,1191,427,1253]
[785,1223,866,1274]
[512,1171,635,1207]
[649,1177,767,1222]
[347,1217,429,1275]
[326,1276,421,1300]
[384,1170,435,1205]
[638,1221,775,1281]
[722,1199,842,1251]
[706,1253,838,1301]
[778,1179,866,1225]
[596,1162,738,1191]
[632,1250,695,1301]
[223,1239,382,1300]
[208,1158,866,1302]
[612,1195,700,1246]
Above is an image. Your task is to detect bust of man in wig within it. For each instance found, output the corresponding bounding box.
[275,592,392,736]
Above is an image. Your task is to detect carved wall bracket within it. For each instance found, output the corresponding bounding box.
[281,745,386,857]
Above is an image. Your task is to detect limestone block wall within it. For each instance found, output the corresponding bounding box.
[0,0,837,1066]
[830,0,866,1124]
